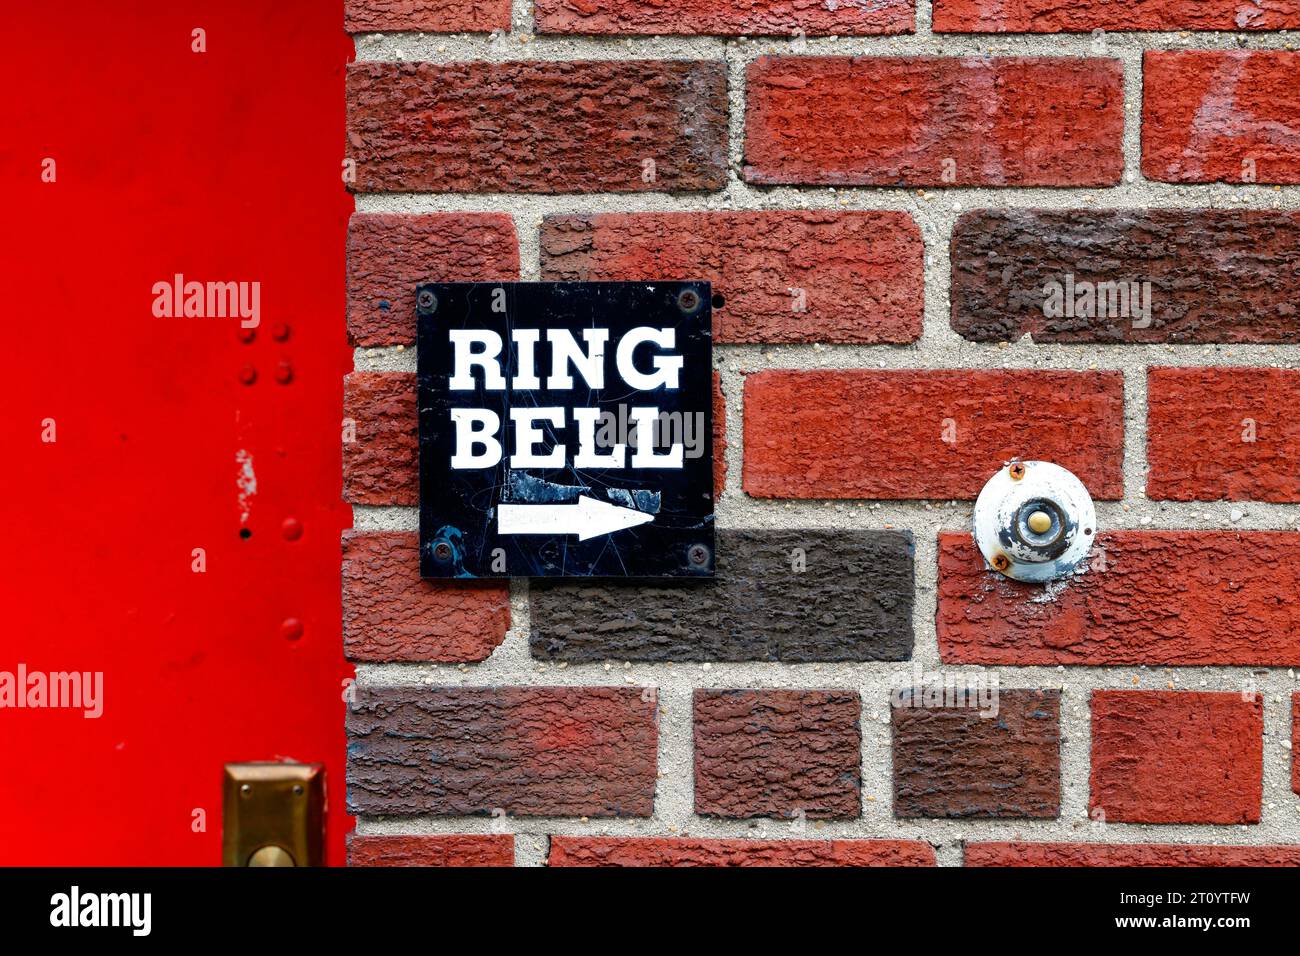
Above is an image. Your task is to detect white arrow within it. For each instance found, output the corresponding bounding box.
[498,495,654,541]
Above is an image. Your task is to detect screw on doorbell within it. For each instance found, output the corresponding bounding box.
[972,460,1096,583]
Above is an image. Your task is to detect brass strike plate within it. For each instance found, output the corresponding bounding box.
[222,763,325,867]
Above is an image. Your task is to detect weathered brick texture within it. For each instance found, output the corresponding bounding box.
[344,0,510,33]
[347,213,519,347]
[1090,691,1263,825]
[744,370,1124,500]
[693,690,861,819]
[965,843,1300,867]
[1144,51,1300,184]
[933,0,1300,32]
[341,4,1300,867]
[530,529,913,662]
[745,57,1123,187]
[343,371,417,506]
[342,531,510,662]
[950,209,1300,343]
[937,532,1300,666]
[1147,367,1300,502]
[535,0,914,35]
[348,834,514,866]
[540,211,924,344]
[347,686,658,817]
[346,60,728,193]
[892,689,1060,819]
[548,837,935,866]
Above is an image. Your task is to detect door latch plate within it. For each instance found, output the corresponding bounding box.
[222,763,325,867]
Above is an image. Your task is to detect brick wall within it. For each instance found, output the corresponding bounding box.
[342,1,1300,866]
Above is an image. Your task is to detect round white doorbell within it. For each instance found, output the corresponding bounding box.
[972,460,1096,583]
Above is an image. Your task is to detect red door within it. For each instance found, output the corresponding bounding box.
[2,0,354,865]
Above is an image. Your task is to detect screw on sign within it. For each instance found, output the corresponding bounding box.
[416,282,715,579]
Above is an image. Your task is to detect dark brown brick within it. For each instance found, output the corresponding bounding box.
[346,60,728,193]
[530,530,913,662]
[950,209,1300,343]
[892,689,1060,819]
[693,689,861,819]
[342,531,510,663]
[347,686,658,817]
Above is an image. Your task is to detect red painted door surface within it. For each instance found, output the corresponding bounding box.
[2,1,354,864]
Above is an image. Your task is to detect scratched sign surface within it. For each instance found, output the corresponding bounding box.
[417,282,714,578]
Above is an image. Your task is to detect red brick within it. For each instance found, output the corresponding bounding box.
[344,0,510,32]
[1148,367,1300,502]
[1090,691,1263,825]
[348,686,658,817]
[548,837,934,867]
[937,531,1300,667]
[540,211,923,344]
[348,834,514,867]
[1143,51,1300,184]
[743,370,1124,500]
[347,213,518,347]
[342,531,510,663]
[347,60,728,193]
[534,0,913,35]
[893,689,1060,819]
[712,371,727,495]
[693,689,861,819]
[965,842,1300,867]
[933,0,1300,32]
[343,372,728,505]
[745,56,1123,187]
[343,372,416,506]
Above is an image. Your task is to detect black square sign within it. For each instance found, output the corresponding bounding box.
[416,281,714,579]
